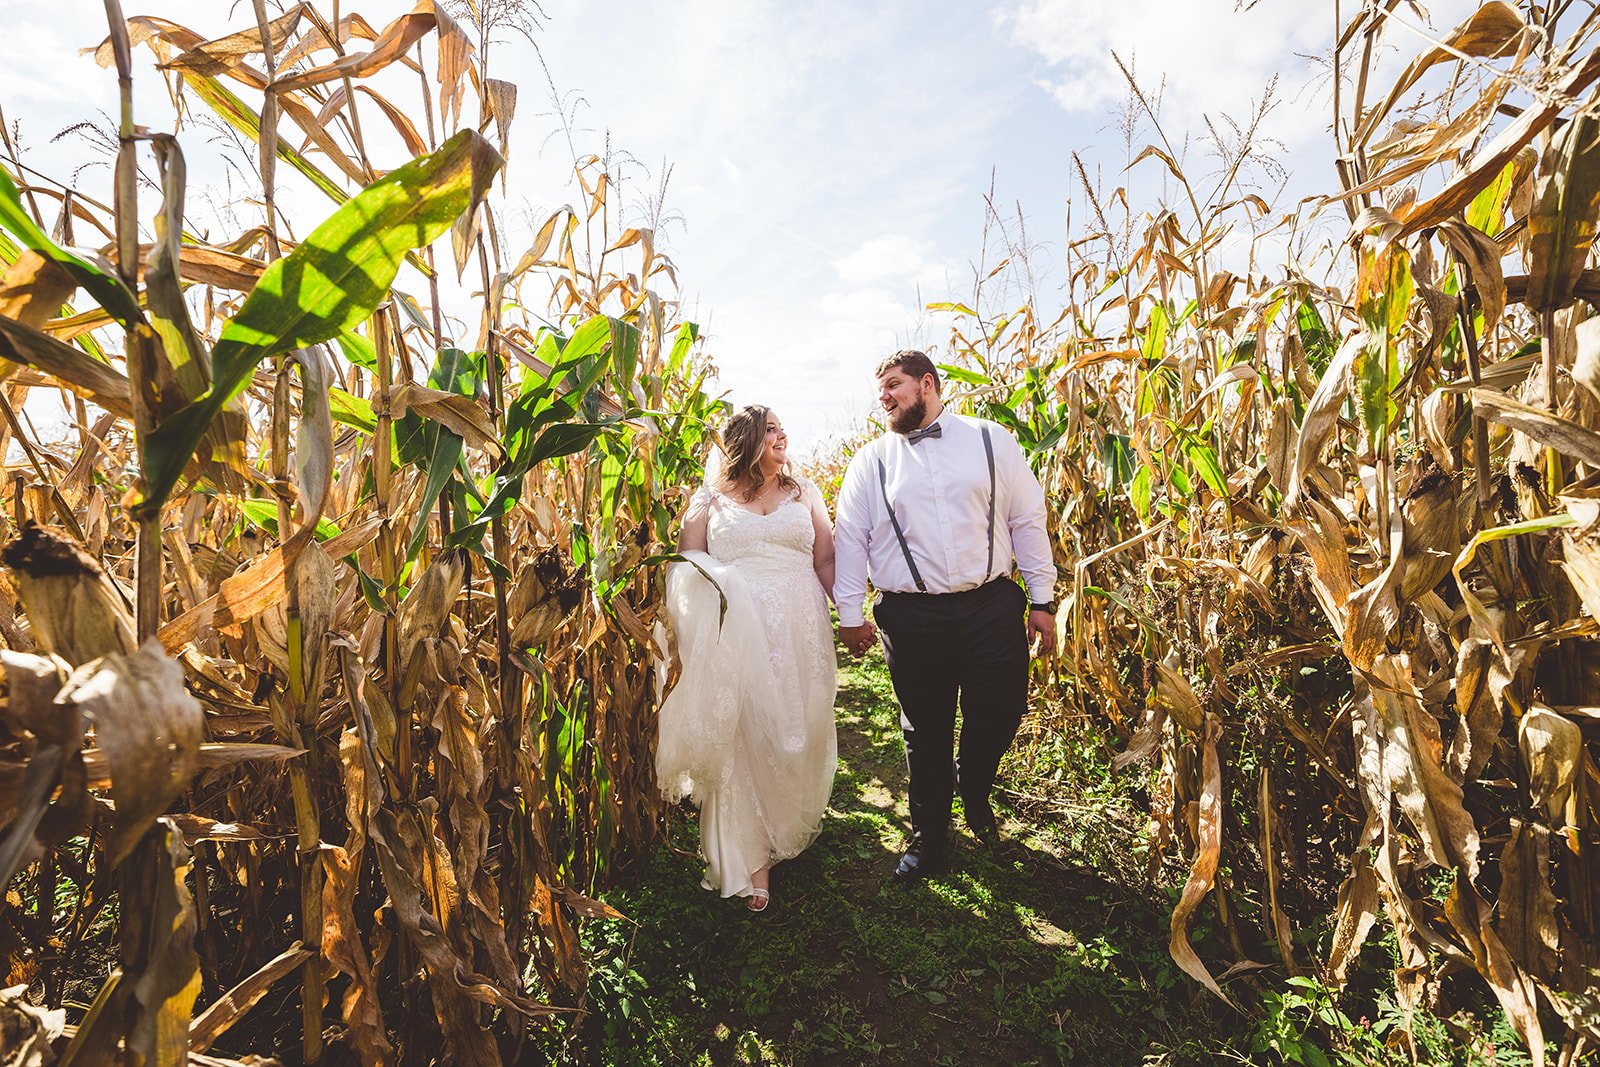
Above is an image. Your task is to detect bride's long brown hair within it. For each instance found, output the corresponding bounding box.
[714,405,799,503]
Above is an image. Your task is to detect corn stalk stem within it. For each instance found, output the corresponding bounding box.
[1542,306,1562,495]
[1457,290,1493,507]
[99,5,168,1055]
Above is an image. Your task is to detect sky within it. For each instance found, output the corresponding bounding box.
[2,0,1481,453]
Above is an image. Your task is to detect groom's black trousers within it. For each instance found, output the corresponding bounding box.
[873,577,1030,845]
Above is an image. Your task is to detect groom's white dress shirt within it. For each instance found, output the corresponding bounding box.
[832,413,1057,628]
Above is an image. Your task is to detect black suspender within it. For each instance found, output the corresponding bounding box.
[879,456,927,592]
[982,424,996,581]
[877,423,998,593]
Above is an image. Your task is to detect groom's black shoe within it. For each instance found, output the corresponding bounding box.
[894,834,948,882]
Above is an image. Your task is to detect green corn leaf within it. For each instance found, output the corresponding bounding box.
[1097,433,1134,491]
[135,130,502,517]
[335,327,378,371]
[237,499,342,542]
[328,388,377,434]
[401,348,481,562]
[0,166,142,328]
[1130,466,1152,523]
[937,363,992,386]
[665,321,699,379]
[1354,243,1413,453]
[1186,441,1228,500]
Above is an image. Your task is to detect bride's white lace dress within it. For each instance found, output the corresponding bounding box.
[656,481,838,899]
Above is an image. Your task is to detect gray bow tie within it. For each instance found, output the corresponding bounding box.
[905,422,942,445]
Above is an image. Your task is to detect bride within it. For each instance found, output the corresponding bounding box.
[656,405,840,911]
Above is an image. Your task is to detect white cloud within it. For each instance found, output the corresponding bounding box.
[998,0,1483,157]
[1000,0,1329,144]
[833,234,953,291]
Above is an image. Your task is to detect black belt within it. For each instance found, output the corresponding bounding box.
[878,576,1012,601]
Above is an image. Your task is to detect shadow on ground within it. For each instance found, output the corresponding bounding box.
[559,655,1230,1066]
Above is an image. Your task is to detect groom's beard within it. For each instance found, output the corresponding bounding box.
[889,396,927,435]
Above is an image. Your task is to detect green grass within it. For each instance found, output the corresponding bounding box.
[539,651,1234,1066]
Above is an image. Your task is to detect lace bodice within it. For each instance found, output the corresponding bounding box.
[702,486,817,580]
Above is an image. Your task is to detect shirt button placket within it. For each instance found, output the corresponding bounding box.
[931,438,957,583]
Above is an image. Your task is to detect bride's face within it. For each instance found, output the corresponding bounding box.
[760,414,788,470]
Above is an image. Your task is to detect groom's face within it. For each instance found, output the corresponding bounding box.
[878,369,934,434]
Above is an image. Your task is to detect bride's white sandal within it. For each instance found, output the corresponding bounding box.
[746,888,771,912]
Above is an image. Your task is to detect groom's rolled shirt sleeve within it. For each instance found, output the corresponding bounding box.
[1001,432,1057,602]
[832,450,874,628]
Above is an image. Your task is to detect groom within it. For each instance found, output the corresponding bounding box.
[833,350,1057,881]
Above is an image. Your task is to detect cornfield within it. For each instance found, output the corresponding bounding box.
[5,0,1600,1063]
[917,2,1600,1062]
[0,2,721,1062]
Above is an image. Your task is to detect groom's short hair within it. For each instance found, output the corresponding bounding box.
[875,350,941,392]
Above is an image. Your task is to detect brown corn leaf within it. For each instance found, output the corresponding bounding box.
[279,90,371,188]
[321,730,393,1065]
[1561,518,1600,623]
[189,942,312,1052]
[1326,843,1380,987]
[124,818,203,1067]
[1285,331,1363,510]
[81,743,302,787]
[1,523,134,667]
[162,4,308,77]
[1355,654,1481,876]
[397,551,466,669]
[158,517,382,652]
[1517,704,1581,832]
[1437,219,1506,335]
[1397,47,1600,235]
[341,85,429,157]
[1168,716,1232,1006]
[0,314,133,418]
[1400,469,1460,601]
[272,5,437,91]
[166,813,273,846]
[89,16,204,69]
[0,983,65,1067]
[1152,650,1203,734]
[63,640,202,865]
[1257,769,1299,976]
[1453,514,1578,657]
[1444,871,1545,1064]
[391,382,500,454]
[1112,704,1167,770]
[1497,820,1561,983]
[1472,385,1600,465]
[1343,512,1403,675]
[549,886,628,922]
[1355,2,1528,149]
[0,251,77,331]
[1526,111,1600,313]
[1448,637,1524,783]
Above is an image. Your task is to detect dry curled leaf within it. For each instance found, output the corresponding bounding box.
[62,639,202,865]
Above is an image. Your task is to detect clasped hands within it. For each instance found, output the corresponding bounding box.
[837,622,878,658]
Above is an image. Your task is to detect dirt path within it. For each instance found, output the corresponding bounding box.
[570,655,1229,1066]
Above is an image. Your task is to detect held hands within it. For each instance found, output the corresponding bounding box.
[838,622,878,658]
[1028,610,1057,659]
